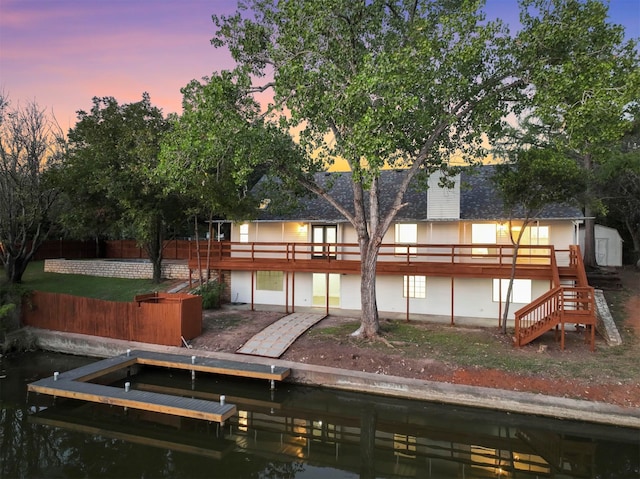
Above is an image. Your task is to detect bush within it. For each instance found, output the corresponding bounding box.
[0,282,27,334]
[194,281,225,310]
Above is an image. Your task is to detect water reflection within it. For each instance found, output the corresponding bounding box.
[1,351,638,478]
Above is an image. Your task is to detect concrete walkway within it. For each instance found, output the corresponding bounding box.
[236,312,326,358]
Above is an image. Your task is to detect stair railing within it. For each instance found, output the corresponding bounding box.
[514,287,563,346]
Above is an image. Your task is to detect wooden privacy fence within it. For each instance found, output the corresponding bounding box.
[22,292,202,347]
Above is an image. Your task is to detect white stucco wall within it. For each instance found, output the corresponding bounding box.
[230,269,553,321]
[228,219,573,319]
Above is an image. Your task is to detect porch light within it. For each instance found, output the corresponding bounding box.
[298,223,308,233]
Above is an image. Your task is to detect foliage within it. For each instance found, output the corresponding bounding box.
[193,280,225,310]
[159,72,281,221]
[597,120,640,264]
[61,94,184,282]
[0,94,64,283]
[209,0,635,337]
[211,0,522,337]
[0,282,24,333]
[493,148,585,217]
[513,0,640,268]
[492,148,585,330]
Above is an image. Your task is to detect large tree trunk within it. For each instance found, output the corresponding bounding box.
[583,208,598,270]
[502,243,519,334]
[5,256,30,283]
[145,215,164,283]
[624,218,640,267]
[581,153,598,269]
[358,242,380,338]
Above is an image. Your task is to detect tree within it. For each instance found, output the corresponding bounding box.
[210,0,632,337]
[0,95,63,283]
[492,149,585,333]
[516,0,640,269]
[158,73,299,282]
[597,120,640,265]
[63,94,181,282]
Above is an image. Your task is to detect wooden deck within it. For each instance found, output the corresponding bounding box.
[27,350,291,423]
[187,241,558,281]
[133,350,291,381]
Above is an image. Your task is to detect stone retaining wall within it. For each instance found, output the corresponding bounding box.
[44,259,190,280]
[594,289,623,346]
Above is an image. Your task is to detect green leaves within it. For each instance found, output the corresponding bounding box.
[493,147,585,218]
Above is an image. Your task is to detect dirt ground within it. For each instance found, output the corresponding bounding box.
[190,267,640,409]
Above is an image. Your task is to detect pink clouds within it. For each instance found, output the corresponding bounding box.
[1,0,637,130]
[1,0,237,127]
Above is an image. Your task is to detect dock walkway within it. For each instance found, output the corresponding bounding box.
[237,312,326,358]
[28,349,291,423]
[28,378,236,422]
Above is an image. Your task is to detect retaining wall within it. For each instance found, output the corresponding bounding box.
[24,328,640,429]
[44,259,190,280]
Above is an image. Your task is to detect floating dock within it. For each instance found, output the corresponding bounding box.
[28,349,291,423]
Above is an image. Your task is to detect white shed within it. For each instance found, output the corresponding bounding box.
[579,224,623,267]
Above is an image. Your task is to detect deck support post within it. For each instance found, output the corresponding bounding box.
[325,273,329,316]
[405,276,410,323]
[450,277,455,326]
[270,365,275,390]
[292,271,296,313]
[285,272,289,314]
[251,271,255,311]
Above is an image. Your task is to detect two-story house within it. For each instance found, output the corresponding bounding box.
[190,166,595,349]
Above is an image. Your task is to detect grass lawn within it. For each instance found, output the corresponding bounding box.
[20,261,175,302]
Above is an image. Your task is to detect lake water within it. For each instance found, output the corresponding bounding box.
[1,351,638,478]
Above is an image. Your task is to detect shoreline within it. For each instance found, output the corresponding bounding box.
[23,327,640,429]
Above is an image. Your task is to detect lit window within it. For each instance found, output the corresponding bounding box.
[395,223,417,255]
[256,271,283,291]
[403,276,426,298]
[493,278,531,303]
[472,224,496,255]
[239,223,249,243]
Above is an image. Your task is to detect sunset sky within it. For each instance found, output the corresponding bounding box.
[1,0,639,130]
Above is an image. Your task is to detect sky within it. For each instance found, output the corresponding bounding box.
[1,0,639,131]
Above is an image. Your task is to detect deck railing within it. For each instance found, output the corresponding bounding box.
[189,241,554,267]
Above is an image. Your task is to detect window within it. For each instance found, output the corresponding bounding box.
[492,278,531,303]
[403,275,426,298]
[395,223,417,255]
[312,225,337,258]
[394,434,417,459]
[239,223,249,243]
[472,224,496,255]
[256,271,283,291]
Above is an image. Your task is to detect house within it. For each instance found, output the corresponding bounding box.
[190,166,596,349]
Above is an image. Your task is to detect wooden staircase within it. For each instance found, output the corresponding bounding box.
[514,246,597,350]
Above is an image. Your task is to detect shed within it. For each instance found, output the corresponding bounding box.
[579,224,623,267]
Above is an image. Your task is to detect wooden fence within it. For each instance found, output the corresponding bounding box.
[32,239,211,261]
[32,240,99,260]
[22,292,202,347]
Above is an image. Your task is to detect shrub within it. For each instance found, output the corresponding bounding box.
[0,282,27,334]
[194,281,225,310]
